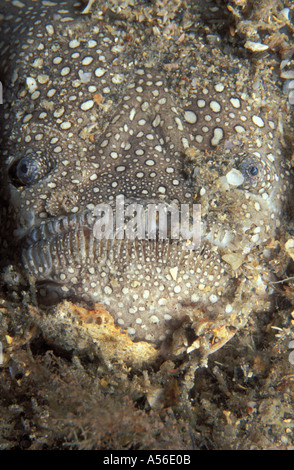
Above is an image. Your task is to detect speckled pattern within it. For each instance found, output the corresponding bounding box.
[0,0,292,348]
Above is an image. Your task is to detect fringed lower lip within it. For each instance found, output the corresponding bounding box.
[20,200,203,282]
[21,209,97,280]
[23,209,94,247]
[21,212,193,282]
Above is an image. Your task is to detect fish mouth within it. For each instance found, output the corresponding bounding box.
[20,200,202,304]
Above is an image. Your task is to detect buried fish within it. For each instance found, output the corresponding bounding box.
[0,0,292,358]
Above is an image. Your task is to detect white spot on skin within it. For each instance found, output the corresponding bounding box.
[88,40,97,48]
[127,327,136,335]
[211,127,224,146]
[46,24,54,35]
[166,167,174,173]
[26,77,38,93]
[209,100,221,113]
[53,56,62,65]
[95,67,106,77]
[266,153,275,162]
[112,73,124,84]
[150,315,159,324]
[152,115,161,127]
[145,159,155,166]
[235,125,246,133]
[129,108,136,121]
[164,314,172,321]
[60,121,71,129]
[69,39,80,48]
[81,100,94,111]
[143,290,150,299]
[54,107,65,118]
[175,117,184,130]
[141,101,149,112]
[230,97,241,108]
[184,110,197,124]
[214,83,225,92]
[158,97,167,104]
[82,56,94,66]
[31,91,40,100]
[252,115,265,128]
[197,99,206,108]
[23,114,32,123]
[47,88,56,97]
[60,67,70,76]
[12,0,25,7]
[116,166,126,172]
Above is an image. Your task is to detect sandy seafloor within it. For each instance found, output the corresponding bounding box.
[1,0,294,450]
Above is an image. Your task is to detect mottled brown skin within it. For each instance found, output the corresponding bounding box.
[0,0,292,349]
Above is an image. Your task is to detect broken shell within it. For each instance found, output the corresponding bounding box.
[244,41,269,52]
[222,252,246,270]
[285,239,294,261]
[225,169,245,186]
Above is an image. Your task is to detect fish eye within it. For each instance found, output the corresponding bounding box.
[9,153,54,187]
[240,157,264,186]
[16,157,39,184]
[248,165,259,177]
